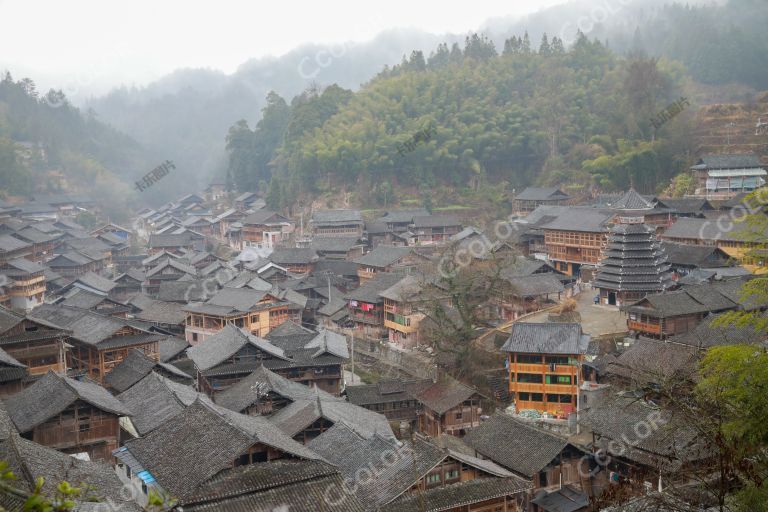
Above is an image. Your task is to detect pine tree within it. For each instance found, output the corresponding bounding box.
[521,32,532,54]
[551,36,566,54]
[539,33,552,55]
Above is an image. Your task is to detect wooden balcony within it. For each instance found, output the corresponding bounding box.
[512,382,578,394]
[513,363,579,375]
[628,320,662,335]
[29,362,65,376]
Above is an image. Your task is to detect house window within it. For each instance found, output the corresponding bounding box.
[192,333,198,342]
[426,473,441,485]
[516,354,542,364]
[446,469,460,480]
[517,373,543,383]
[455,410,462,420]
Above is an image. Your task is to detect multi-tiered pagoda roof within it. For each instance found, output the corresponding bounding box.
[594,222,674,294]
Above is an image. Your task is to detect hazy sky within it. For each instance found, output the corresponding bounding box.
[0,0,564,93]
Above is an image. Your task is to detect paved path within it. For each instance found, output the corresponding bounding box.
[521,286,627,336]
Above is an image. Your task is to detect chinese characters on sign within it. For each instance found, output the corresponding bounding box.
[396,124,437,157]
[135,160,175,192]
[650,97,690,130]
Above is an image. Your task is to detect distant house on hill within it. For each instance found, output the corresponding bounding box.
[512,187,570,216]
[690,153,766,199]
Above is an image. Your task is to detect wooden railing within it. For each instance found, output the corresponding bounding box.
[513,382,577,394]
[627,320,662,334]
[513,363,578,375]
[34,422,117,449]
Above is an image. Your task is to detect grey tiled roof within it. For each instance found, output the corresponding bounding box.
[122,399,319,501]
[310,237,363,252]
[269,247,319,265]
[345,272,405,303]
[464,412,568,477]
[158,336,190,362]
[354,246,413,268]
[605,338,699,384]
[514,187,569,201]
[661,242,729,268]
[611,189,654,210]
[187,324,288,371]
[412,377,481,415]
[697,153,762,169]
[29,304,151,347]
[214,364,342,413]
[105,349,191,393]
[117,372,204,436]
[4,372,131,432]
[182,460,365,512]
[380,476,531,512]
[504,273,564,297]
[270,394,395,440]
[311,209,363,224]
[541,207,613,233]
[148,233,192,248]
[74,271,116,293]
[0,429,140,510]
[501,323,590,355]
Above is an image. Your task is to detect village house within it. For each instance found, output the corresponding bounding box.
[380,274,427,348]
[29,304,164,384]
[309,236,365,260]
[241,210,294,250]
[10,226,60,262]
[512,187,570,216]
[4,371,131,462]
[147,233,196,255]
[623,280,743,339]
[410,215,463,244]
[661,216,768,271]
[0,258,46,312]
[188,323,348,396]
[345,272,405,338]
[464,412,586,493]
[345,378,432,424]
[143,258,198,296]
[183,287,290,344]
[309,423,532,512]
[47,251,105,278]
[413,377,485,437]
[0,235,32,265]
[501,322,590,416]
[353,245,423,283]
[310,209,364,238]
[268,247,319,274]
[113,399,325,508]
[690,153,766,199]
[0,307,69,377]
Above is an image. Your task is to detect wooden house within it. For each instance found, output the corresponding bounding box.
[182,287,290,344]
[114,399,323,507]
[380,275,427,349]
[0,235,32,265]
[240,210,294,250]
[310,209,364,238]
[309,424,532,512]
[0,258,46,312]
[29,304,164,383]
[0,307,68,376]
[309,236,365,260]
[47,251,103,278]
[346,378,433,423]
[188,323,348,396]
[501,323,590,416]
[623,281,740,339]
[104,348,192,393]
[512,187,570,216]
[345,272,405,338]
[413,377,485,437]
[690,153,766,199]
[144,258,198,296]
[465,412,585,493]
[4,371,130,462]
[147,233,195,256]
[10,227,61,262]
[0,346,29,397]
[410,215,462,244]
[268,247,319,274]
[353,245,423,283]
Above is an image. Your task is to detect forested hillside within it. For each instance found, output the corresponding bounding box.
[0,72,154,218]
[226,32,695,209]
